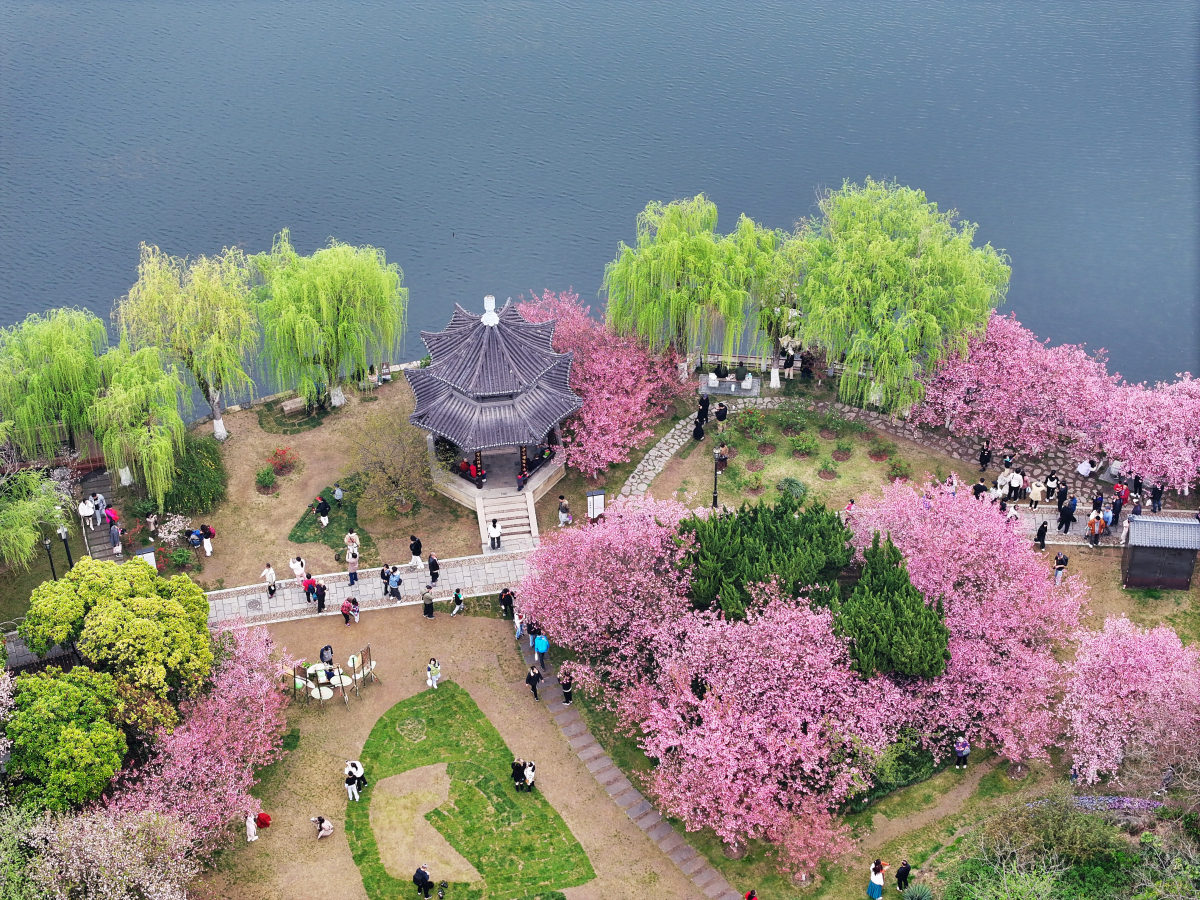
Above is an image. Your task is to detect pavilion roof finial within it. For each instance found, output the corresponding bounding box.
[481,294,499,327]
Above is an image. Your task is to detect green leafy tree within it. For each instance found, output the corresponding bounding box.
[89,346,187,509]
[789,178,1011,412]
[680,494,852,618]
[832,533,950,678]
[350,409,433,516]
[160,433,228,514]
[6,666,127,811]
[115,243,258,441]
[0,469,70,571]
[253,229,407,407]
[0,308,108,460]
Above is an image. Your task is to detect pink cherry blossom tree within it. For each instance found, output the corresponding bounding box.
[1098,375,1200,493]
[517,290,690,479]
[847,480,1086,763]
[913,313,1115,456]
[517,495,694,693]
[1062,616,1200,796]
[107,623,292,856]
[0,670,12,763]
[625,585,900,875]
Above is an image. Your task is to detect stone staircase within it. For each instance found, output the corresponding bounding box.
[78,470,120,563]
[477,492,537,555]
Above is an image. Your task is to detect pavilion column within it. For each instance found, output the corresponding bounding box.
[519,445,528,475]
[474,450,483,474]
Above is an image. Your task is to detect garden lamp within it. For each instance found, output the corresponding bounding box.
[712,446,720,509]
[57,523,73,569]
[43,538,57,581]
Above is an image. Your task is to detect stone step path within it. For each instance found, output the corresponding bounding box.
[78,470,119,564]
[478,492,536,555]
[515,637,741,900]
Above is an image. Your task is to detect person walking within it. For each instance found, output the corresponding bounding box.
[77,495,94,531]
[1045,471,1059,500]
[341,598,354,627]
[560,671,574,706]
[389,567,403,601]
[290,556,307,582]
[262,563,277,598]
[513,609,524,641]
[526,665,543,701]
[534,632,550,671]
[523,760,536,793]
[426,658,441,689]
[526,619,541,653]
[977,441,992,472]
[488,518,502,550]
[413,864,433,900]
[421,585,434,619]
[1035,521,1048,551]
[347,551,359,586]
[1151,483,1164,513]
[715,401,728,434]
[92,492,107,528]
[105,507,120,527]
[1056,483,1068,510]
[498,587,515,619]
[953,736,971,770]
[311,816,334,840]
[199,524,215,557]
[409,535,423,569]
[1111,495,1124,529]
[449,588,464,617]
[109,522,122,556]
[1054,551,1069,586]
[895,860,912,892]
[315,495,331,529]
[427,553,440,585]
[1028,479,1046,510]
[557,495,571,527]
[511,758,526,791]
[314,581,327,614]
[345,769,360,802]
[868,860,887,899]
[333,484,344,507]
[1086,511,1103,548]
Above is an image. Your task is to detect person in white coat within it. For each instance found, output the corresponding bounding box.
[289,556,306,581]
[77,496,95,531]
[523,761,536,793]
[488,518,502,550]
[245,813,258,842]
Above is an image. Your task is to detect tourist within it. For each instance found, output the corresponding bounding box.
[895,860,912,892]
[692,416,705,441]
[534,631,550,671]
[1054,551,1069,586]
[868,860,887,899]
[511,758,526,791]
[1111,494,1125,529]
[316,580,329,613]
[1101,504,1113,535]
[290,556,307,582]
[109,522,122,556]
[459,458,470,477]
[106,508,121,527]
[1045,471,1059,499]
[344,529,360,555]
[409,534,423,569]
[1086,512,1103,548]
[1035,521,1048,551]
[488,518,503,550]
[262,563,277,598]
[560,671,574,706]
[524,760,537,793]
[716,441,729,473]
[698,393,710,424]
[388,566,403,600]
[1151,483,1164,513]
[347,551,359,586]
[526,665,543,701]
[450,588,464,617]
[344,769,360,802]
[1132,474,1144,497]
[245,812,258,843]
[427,552,440,585]
[977,441,992,472]
[319,644,335,680]
[413,865,433,900]
[1057,501,1076,535]
[77,495,94,531]
[988,480,1003,503]
[314,495,331,528]
[783,346,795,380]
[499,587,515,619]
[714,401,728,433]
[526,619,542,653]
[972,478,987,500]
[1055,483,1068,510]
[1077,458,1096,479]
[953,735,970,770]
[350,597,360,623]
[301,574,316,603]
[341,597,354,627]
[187,528,203,551]
[92,492,107,528]
[1028,478,1046,510]
[1091,491,1104,513]
[557,495,571,527]
[744,892,758,900]
[1002,450,1014,470]
[946,471,958,497]
[426,658,441,689]
[421,584,434,619]
[333,483,344,507]
[800,349,815,379]
[1006,468,1022,502]
[1114,480,1131,504]
[1132,496,1143,517]
[514,609,524,641]
[311,816,334,840]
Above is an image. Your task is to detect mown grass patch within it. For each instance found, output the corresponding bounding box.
[287,473,380,566]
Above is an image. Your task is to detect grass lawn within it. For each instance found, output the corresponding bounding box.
[255,398,344,435]
[345,682,594,900]
[287,474,380,566]
[0,527,90,625]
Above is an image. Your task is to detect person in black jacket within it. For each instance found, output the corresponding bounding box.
[1056,483,1069,510]
[315,496,331,528]
[526,665,543,701]
[978,441,992,471]
[697,394,710,425]
[1035,521,1048,551]
[409,535,423,569]
[895,860,912,892]
[498,587,515,619]
[427,553,440,585]
[511,757,526,791]
[314,581,327,614]
[413,864,433,899]
[714,402,728,434]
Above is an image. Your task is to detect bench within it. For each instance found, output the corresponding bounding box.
[281,397,307,417]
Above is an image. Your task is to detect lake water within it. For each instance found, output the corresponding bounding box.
[1,1,1196,386]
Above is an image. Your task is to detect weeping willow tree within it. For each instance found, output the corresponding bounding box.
[0,467,70,570]
[253,229,407,407]
[724,214,796,378]
[0,309,108,460]
[115,243,257,441]
[604,195,756,362]
[789,178,1010,412]
[90,347,188,510]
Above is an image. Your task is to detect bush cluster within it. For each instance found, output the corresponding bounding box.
[160,434,228,514]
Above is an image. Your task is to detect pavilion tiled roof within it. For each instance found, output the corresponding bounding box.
[406,299,582,453]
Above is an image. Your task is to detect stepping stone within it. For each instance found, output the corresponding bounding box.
[646,820,674,842]
[561,720,587,739]
[691,867,719,888]
[613,787,641,809]
[678,854,708,876]
[667,842,696,864]
[701,882,731,899]
[568,733,596,751]
[577,743,605,763]
[584,754,613,774]
[594,766,624,787]
[626,799,653,820]
[634,808,662,829]
[552,708,582,726]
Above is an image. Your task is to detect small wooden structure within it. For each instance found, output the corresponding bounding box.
[1122,516,1200,590]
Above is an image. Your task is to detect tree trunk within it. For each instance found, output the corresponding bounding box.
[329,384,347,407]
[118,466,134,486]
[208,389,229,441]
[769,366,781,389]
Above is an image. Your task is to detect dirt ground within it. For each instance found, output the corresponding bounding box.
[195,384,479,591]
[200,608,699,899]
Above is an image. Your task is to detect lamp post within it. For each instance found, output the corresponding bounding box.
[43,538,57,581]
[712,446,720,509]
[58,524,74,569]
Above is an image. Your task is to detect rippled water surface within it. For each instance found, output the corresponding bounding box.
[1,1,1196,383]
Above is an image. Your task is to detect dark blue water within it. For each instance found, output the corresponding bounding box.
[1,1,1196,385]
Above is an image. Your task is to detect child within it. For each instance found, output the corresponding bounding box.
[311,816,334,839]
[426,658,441,689]
[350,597,360,624]
[450,588,464,617]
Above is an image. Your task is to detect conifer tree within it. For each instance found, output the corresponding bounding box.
[833,533,949,678]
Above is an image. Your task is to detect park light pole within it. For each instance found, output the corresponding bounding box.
[58,524,74,569]
[43,538,57,581]
[712,446,720,509]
